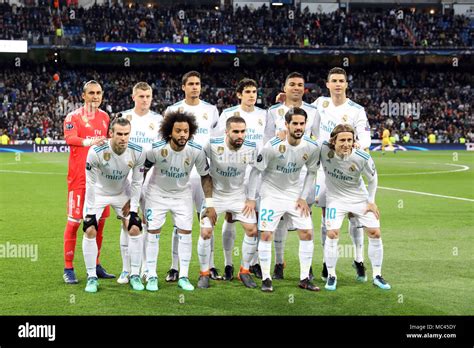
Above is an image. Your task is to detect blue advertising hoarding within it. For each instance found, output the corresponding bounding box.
[95,42,236,54]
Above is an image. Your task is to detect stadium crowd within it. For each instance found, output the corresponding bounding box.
[1,3,473,48]
[0,65,472,144]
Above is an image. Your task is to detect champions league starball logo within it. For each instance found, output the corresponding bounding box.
[158,47,176,52]
[204,47,222,53]
[110,46,129,52]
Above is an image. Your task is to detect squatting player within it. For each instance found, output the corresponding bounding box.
[62,80,114,284]
[320,124,390,291]
[215,78,266,281]
[164,71,220,282]
[253,107,320,292]
[198,116,260,289]
[143,111,217,292]
[82,118,146,293]
[117,82,163,285]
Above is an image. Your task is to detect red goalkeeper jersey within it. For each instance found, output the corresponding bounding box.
[63,106,110,190]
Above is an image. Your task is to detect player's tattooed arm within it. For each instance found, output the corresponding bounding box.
[201,174,217,225]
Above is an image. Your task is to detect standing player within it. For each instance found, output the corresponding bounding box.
[198,116,260,289]
[116,82,163,285]
[163,71,220,282]
[311,67,372,283]
[143,111,217,291]
[253,107,320,292]
[215,78,266,281]
[62,80,114,284]
[319,124,390,291]
[264,72,319,280]
[82,118,146,293]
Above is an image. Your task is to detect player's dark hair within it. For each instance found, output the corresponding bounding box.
[82,80,101,93]
[226,116,246,130]
[285,72,305,85]
[285,107,307,124]
[110,117,131,132]
[160,111,198,142]
[182,71,201,85]
[236,78,257,94]
[329,124,355,149]
[327,67,347,81]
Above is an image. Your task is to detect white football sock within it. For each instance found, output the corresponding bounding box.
[258,240,272,280]
[349,217,364,263]
[241,235,258,270]
[129,234,143,276]
[321,217,327,262]
[140,224,148,274]
[145,232,160,278]
[83,236,98,278]
[222,220,236,266]
[170,226,179,270]
[209,234,215,269]
[368,237,383,278]
[299,239,314,280]
[274,220,287,265]
[178,233,192,278]
[197,236,211,273]
[119,226,130,273]
[324,237,339,278]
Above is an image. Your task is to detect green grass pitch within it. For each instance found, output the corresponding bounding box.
[0,150,473,315]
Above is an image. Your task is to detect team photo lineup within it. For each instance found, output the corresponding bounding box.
[1,4,473,342]
[61,68,391,294]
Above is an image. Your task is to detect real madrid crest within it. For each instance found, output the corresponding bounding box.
[342,115,348,123]
[128,161,134,168]
[303,153,308,161]
[279,144,286,154]
[149,123,155,130]
[258,118,263,126]
[328,150,335,159]
[242,156,248,164]
[178,107,184,113]
[103,152,111,161]
[126,114,133,121]
[349,163,356,172]
[184,158,190,166]
[278,108,285,117]
[323,101,329,108]
[233,111,240,117]
[203,113,208,120]
[161,148,168,157]
[217,146,224,155]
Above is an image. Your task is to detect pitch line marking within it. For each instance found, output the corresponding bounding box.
[378,163,470,176]
[0,170,65,175]
[378,186,474,202]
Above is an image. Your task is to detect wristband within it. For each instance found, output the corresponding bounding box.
[205,198,214,208]
[82,138,92,147]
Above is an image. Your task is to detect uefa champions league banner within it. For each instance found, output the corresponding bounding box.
[95,42,237,54]
[0,144,70,153]
[0,143,471,153]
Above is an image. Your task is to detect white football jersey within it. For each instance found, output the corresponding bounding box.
[255,136,320,200]
[165,100,219,147]
[145,140,209,198]
[311,97,371,149]
[264,102,318,143]
[85,140,145,212]
[120,109,163,152]
[216,105,266,148]
[319,142,377,204]
[203,136,257,197]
